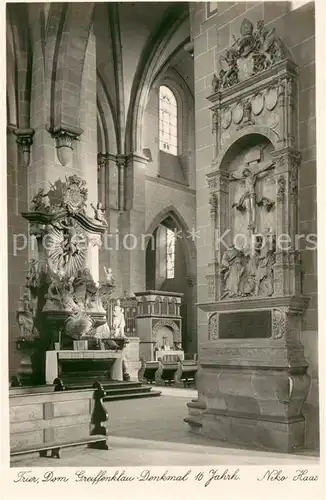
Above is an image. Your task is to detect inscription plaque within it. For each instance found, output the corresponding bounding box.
[219,310,271,339]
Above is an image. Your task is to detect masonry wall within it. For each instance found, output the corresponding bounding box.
[7,131,29,378]
[191,1,317,449]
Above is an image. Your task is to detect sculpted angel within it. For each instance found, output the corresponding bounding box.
[91,202,107,225]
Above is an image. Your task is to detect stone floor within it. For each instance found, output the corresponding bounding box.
[11,389,319,467]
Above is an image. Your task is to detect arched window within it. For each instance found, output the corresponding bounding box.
[159,85,178,156]
[166,228,176,279]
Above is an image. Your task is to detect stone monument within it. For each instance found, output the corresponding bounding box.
[186,19,310,452]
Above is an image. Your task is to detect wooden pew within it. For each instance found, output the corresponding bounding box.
[10,380,109,459]
[174,359,198,388]
[138,358,159,384]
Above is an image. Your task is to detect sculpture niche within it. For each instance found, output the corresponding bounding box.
[16,175,118,384]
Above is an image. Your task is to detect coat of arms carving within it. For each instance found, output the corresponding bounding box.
[216,19,285,91]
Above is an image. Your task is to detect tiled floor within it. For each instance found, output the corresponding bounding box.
[11,393,319,467]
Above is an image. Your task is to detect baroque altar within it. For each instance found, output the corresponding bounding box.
[15,174,129,385]
[186,19,310,452]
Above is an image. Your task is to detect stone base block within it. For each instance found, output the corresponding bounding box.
[199,411,305,453]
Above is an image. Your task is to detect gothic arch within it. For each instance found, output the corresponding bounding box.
[125,4,189,154]
[96,74,118,155]
[146,205,196,278]
[216,128,279,170]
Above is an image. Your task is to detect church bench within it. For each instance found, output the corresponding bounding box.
[10,380,109,459]
[10,435,108,459]
[138,359,159,384]
[174,360,198,388]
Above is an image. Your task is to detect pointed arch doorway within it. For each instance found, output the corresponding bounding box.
[145,210,197,356]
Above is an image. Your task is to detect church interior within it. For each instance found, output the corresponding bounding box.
[6,1,319,465]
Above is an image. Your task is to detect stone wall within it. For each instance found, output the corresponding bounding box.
[191,1,317,449]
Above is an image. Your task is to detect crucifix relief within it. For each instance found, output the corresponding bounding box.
[230,155,275,232]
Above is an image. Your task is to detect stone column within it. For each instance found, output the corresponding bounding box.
[119,152,148,294]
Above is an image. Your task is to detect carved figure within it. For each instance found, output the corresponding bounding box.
[103,266,114,286]
[16,292,36,339]
[30,188,48,211]
[219,48,239,88]
[209,192,218,219]
[230,159,275,230]
[60,220,80,267]
[255,20,284,70]
[25,259,39,296]
[211,73,220,93]
[255,234,276,296]
[61,276,79,311]
[112,299,126,337]
[220,246,245,298]
[91,202,107,225]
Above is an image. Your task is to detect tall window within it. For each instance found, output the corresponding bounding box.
[206,2,218,18]
[159,85,178,156]
[166,228,176,279]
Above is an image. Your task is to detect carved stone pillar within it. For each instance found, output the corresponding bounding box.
[119,152,148,294]
[207,170,230,300]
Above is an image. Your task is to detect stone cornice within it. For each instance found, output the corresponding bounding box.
[208,59,298,109]
[197,295,310,314]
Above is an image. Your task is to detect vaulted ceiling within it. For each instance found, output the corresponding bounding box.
[94,2,193,154]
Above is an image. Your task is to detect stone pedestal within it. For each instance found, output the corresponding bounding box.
[122,337,141,381]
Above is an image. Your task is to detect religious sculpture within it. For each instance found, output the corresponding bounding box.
[220,245,246,299]
[112,299,126,338]
[103,266,115,287]
[30,188,49,212]
[16,291,38,340]
[254,232,276,297]
[216,18,285,90]
[230,159,275,231]
[211,73,220,93]
[19,175,113,347]
[90,202,107,225]
[220,231,276,299]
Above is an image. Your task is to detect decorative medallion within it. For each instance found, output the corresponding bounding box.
[252,93,265,115]
[220,131,231,147]
[233,104,244,124]
[62,175,88,214]
[266,87,278,110]
[221,108,232,129]
[267,112,279,129]
[272,308,287,339]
